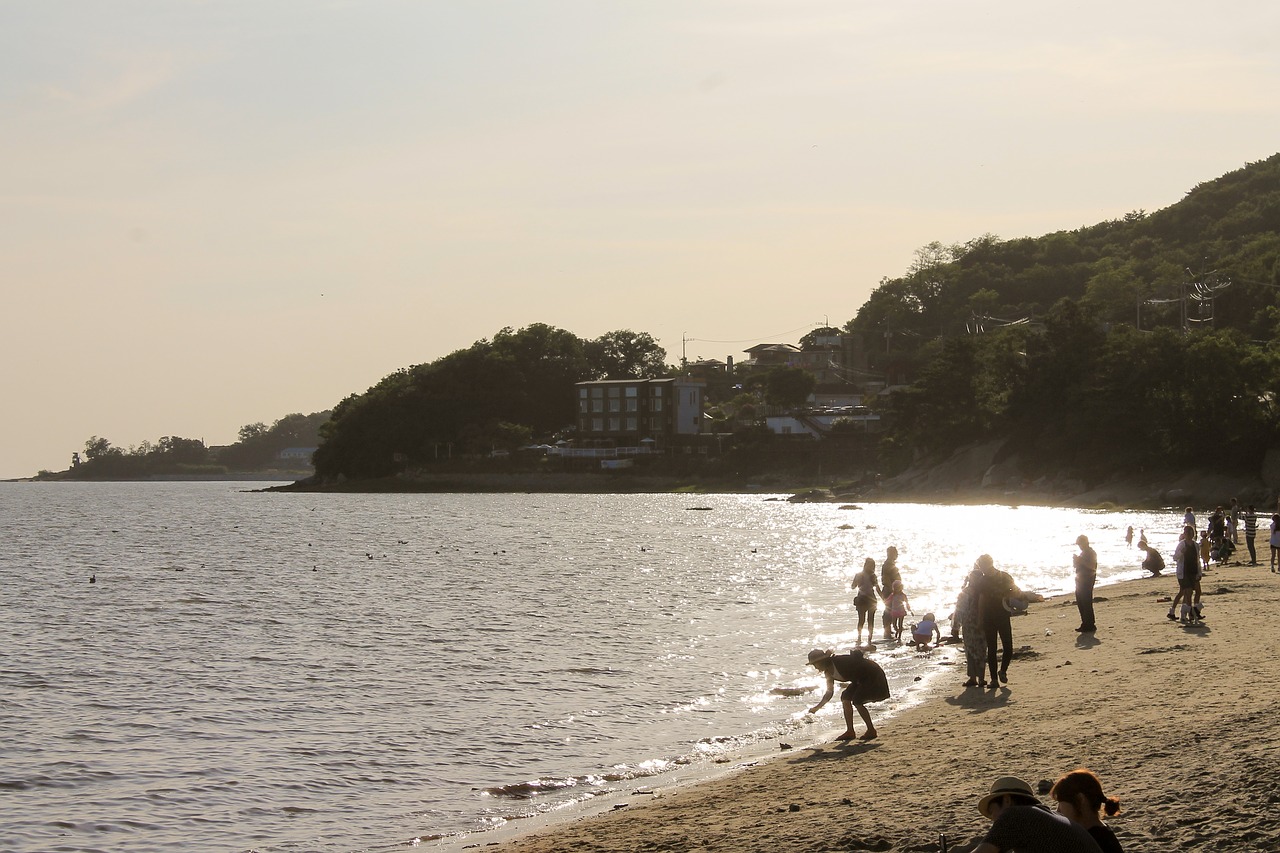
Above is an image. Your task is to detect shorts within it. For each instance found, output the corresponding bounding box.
[842,681,890,705]
[1178,574,1199,590]
[854,594,875,611]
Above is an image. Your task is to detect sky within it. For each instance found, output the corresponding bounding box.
[4,1,1280,479]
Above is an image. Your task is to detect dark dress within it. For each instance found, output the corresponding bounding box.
[829,653,891,705]
[1088,823,1124,852]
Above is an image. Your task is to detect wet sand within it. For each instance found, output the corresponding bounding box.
[494,562,1280,852]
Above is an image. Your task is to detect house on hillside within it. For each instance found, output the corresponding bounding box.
[742,343,801,369]
[574,377,706,448]
[765,406,881,437]
[277,447,318,462]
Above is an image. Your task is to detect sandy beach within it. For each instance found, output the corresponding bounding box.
[493,562,1280,852]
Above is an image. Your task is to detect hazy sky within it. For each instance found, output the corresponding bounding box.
[5,1,1279,478]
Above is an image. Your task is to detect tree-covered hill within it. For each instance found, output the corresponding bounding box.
[52,412,332,479]
[847,153,1280,483]
[312,326,667,481]
[849,153,1280,373]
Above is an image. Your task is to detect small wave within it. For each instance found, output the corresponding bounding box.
[482,777,585,799]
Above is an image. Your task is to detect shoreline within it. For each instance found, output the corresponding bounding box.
[486,563,1280,852]
[440,637,967,850]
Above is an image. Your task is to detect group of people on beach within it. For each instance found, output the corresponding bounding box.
[805,501,1280,849]
[1128,500,1280,623]
[805,539,1129,850]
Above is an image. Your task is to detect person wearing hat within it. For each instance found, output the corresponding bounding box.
[805,647,890,741]
[973,775,1102,852]
[1073,534,1097,633]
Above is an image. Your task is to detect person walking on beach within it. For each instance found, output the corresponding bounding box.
[1244,504,1259,565]
[1073,535,1097,633]
[976,554,1018,688]
[973,775,1103,852]
[1169,525,1202,623]
[1270,513,1280,572]
[805,648,890,741]
[1230,497,1241,545]
[1051,769,1124,852]
[955,566,988,687]
[851,558,882,647]
[879,546,901,639]
[1124,526,1133,547]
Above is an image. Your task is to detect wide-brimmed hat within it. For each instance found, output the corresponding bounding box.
[977,776,1038,817]
[807,648,834,667]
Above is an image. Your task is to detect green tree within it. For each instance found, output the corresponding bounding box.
[83,436,116,459]
[763,367,816,410]
[586,330,668,379]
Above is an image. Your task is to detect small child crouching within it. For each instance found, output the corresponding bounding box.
[911,612,942,650]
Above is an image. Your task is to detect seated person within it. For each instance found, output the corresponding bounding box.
[974,776,1103,852]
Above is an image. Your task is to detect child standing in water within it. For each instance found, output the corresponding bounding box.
[850,558,882,647]
[885,580,910,640]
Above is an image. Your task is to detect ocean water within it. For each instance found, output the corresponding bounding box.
[0,482,1185,852]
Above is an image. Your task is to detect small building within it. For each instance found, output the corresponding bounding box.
[277,447,318,462]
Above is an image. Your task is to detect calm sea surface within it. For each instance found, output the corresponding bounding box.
[0,482,1183,852]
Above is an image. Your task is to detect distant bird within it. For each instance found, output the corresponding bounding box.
[779,742,793,751]
[89,574,96,584]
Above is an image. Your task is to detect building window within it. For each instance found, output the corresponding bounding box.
[592,400,603,413]
[592,418,603,432]
[608,386,620,398]
[626,399,637,412]
[591,386,603,398]
[625,417,637,431]
[625,386,638,397]
[609,399,620,412]
[653,398,663,411]
[579,400,588,414]
[608,417,620,431]
[579,388,588,398]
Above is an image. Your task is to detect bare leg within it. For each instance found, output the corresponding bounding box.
[854,702,876,739]
[835,699,857,739]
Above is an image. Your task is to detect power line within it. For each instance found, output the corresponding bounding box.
[686,322,826,345]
